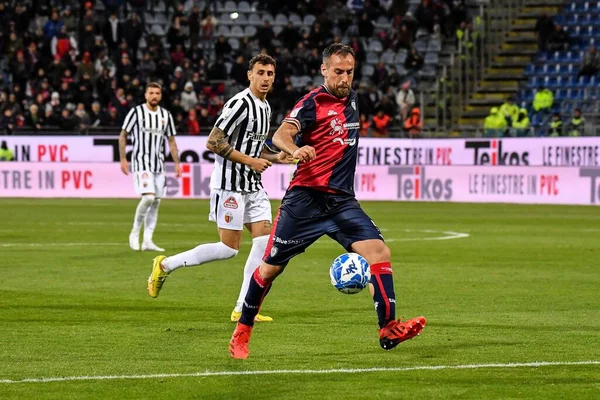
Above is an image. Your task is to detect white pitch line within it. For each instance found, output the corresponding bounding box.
[0,229,470,248]
[0,361,598,384]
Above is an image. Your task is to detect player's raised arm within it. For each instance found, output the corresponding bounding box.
[206,127,272,173]
[118,129,129,175]
[273,122,316,163]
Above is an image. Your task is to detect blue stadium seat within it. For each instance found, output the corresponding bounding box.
[289,13,302,26]
[238,1,252,13]
[424,52,439,66]
[248,13,261,25]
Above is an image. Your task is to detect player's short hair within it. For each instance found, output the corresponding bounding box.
[322,43,356,64]
[248,54,276,71]
[145,82,162,92]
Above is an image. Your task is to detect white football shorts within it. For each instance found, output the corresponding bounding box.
[209,189,272,231]
[133,171,166,198]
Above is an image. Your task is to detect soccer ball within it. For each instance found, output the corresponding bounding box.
[329,253,371,294]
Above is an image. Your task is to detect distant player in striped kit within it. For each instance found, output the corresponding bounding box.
[119,82,182,252]
[147,55,294,323]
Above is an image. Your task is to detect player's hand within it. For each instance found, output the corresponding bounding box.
[292,146,316,163]
[174,163,182,178]
[250,158,272,173]
[120,159,129,175]
[276,151,296,164]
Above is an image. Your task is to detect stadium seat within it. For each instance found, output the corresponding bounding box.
[303,14,316,26]
[427,39,442,52]
[230,25,244,38]
[154,13,168,25]
[238,1,252,12]
[424,52,439,66]
[248,13,261,25]
[244,25,257,37]
[262,13,274,25]
[365,51,379,64]
[289,13,302,26]
[362,64,375,77]
[414,39,428,54]
[367,39,383,52]
[418,65,436,79]
[380,49,395,65]
[217,25,230,37]
[274,14,288,26]
[151,25,165,36]
[228,38,240,51]
[224,1,237,13]
[394,49,408,64]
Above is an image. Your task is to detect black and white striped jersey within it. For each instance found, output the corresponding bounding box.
[210,88,272,192]
[121,104,176,173]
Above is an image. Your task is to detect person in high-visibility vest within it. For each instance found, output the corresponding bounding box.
[0,140,14,161]
[568,108,585,136]
[548,112,563,137]
[511,108,530,137]
[483,107,507,137]
[403,106,422,136]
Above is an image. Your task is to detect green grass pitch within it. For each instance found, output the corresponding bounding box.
[1,198,599,399]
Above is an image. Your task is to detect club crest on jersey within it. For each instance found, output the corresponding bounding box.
[351,100,356,110]
[224,212,233,224]
[223,196,239,209]
[329,118,344,135]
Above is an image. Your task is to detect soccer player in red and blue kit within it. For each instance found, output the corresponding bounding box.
[229,43,426,359]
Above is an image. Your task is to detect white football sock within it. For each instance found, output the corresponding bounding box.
[234,235,269,312]
[162,242,239,273]
[132,194,155,233]
[143,198,161,242]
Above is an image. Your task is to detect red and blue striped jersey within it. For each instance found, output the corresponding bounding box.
[283,85,360,195]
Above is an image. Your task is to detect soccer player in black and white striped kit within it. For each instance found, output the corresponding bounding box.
[119,82,182,252]
[147,55,294,322]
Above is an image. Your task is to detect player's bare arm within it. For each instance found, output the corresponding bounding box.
[207,127,272,173]
[167,136,182,178]
[272,122,316,162]
[119,129,129,175]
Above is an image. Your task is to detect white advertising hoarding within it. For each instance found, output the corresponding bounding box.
[1,136,599,166]
[1,162,599,206]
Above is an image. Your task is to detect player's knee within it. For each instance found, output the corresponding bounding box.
[258,263,283,284]
[217,242,239,259]
[141,194,155,206]
[365,242,391,265]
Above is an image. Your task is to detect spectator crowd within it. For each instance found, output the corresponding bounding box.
[0,0,473,136]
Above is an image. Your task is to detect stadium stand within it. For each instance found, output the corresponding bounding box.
[440,0,599,137]
[0,0,472,137]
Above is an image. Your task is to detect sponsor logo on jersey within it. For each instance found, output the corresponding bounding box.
[327,110,338,116]
[333,137,357,147]
[223,196,239,209]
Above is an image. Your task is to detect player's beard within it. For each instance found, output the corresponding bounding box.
[333,84,351,99]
